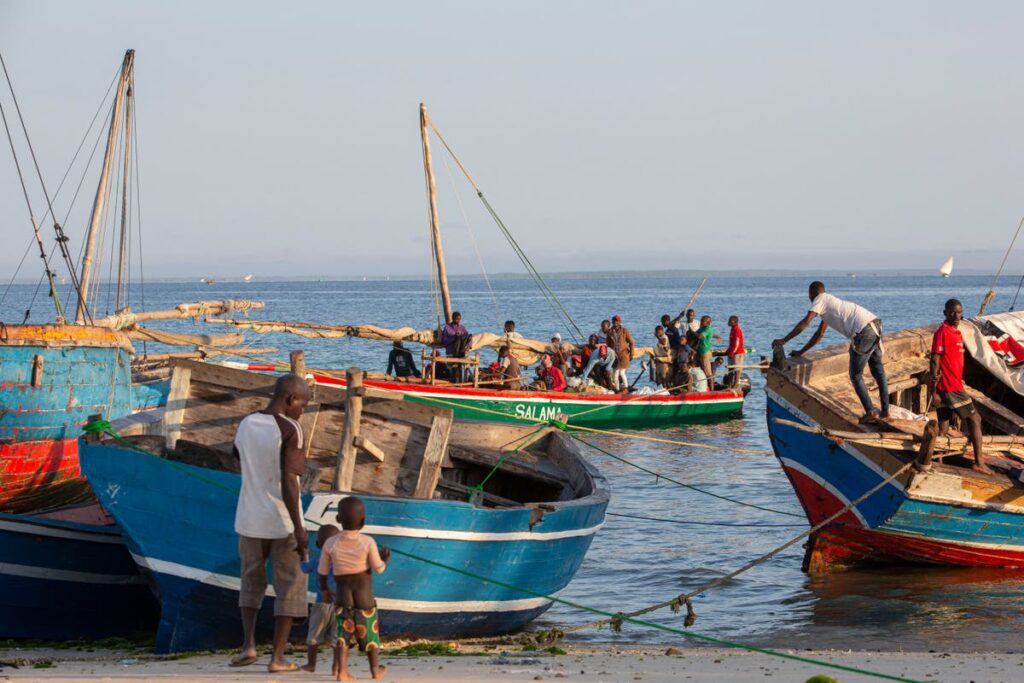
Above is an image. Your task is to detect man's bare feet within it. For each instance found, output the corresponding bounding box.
[300,664,316,673]
[336,672,355,682]
[267,661,300,673]
[973,462,994,476]
[372,665,387,680]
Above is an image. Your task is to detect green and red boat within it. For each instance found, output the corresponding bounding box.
[312,374,743,429]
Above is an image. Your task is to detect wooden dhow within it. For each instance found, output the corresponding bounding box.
[767,311,1024,573]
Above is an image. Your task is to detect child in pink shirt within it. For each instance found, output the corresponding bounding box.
[318,496,389,681]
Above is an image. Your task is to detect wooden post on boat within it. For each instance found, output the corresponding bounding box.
[289,350,305,377]
[335,368,364,491]
[420,103,453,324]
[77,49,134,323]
[916,419,939,471]
[473,352,480,388]
[115,73,134,311]
[163,362,192,449]
[414,413,453,499]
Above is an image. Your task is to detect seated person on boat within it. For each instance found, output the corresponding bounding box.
[535,353,567,392]
[545,333,573,377]
[440,312,471,383]
[579,335,615,390]
[386,341,420,379]
[687,357,709,393]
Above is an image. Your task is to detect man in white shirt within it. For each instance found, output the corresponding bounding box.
[772,281,890,421]
[231,373,311,672]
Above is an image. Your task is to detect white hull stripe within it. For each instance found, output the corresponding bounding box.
[336,522,601,542]
[767,387,903,490]
[0,561,144,585]
[0,519,124,545]
[779,457,869,527]
[403,391,741,407]
[132,554,552,613]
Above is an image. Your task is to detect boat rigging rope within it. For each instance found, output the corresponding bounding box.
[439,150,503,329]
[0,50,88,321]
[1010,272,1024,312]
[427,120,586,343]
[81,417,921,683]
[555,460,916,637]
[605,511,806,528]
[979,213,1024,316]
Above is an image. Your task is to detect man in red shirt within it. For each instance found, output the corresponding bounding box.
[537,353,567,392]
[726,315,745,390]
[929,298,991,475]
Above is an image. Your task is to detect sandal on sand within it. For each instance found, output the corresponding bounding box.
[229,653,258,667]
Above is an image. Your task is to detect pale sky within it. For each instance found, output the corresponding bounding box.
[2,1,1023,279]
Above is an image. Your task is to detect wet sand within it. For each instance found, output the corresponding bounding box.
[2,645,1020,682]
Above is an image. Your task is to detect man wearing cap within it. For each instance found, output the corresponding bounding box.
[607,315,635,392]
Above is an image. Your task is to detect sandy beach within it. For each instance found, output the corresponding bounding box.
[1,645,1020,682]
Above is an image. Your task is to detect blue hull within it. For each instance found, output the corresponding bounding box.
[79,441,609,653]
[767,387,1024,569]
[0,509,158,640]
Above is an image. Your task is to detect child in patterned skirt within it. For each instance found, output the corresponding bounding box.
[318,496,389,681]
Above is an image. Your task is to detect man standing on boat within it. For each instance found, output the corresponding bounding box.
[772,281,890,422]
[726,315,745,389]
[232,374,311,673]
[929,299,992,474]
[441,311,471,383]
[607,315,635,392]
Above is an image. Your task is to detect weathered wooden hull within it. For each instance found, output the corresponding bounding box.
[0,504,157,640]
[0,325,168,513]
[79,437,609,653]
[767,377,1024,573]
[314,374,743,429]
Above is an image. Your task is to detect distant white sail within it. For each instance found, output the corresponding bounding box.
[940,256,954,277]
[243,274,253,282]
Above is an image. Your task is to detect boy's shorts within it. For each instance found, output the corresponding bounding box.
[306,603,338,646]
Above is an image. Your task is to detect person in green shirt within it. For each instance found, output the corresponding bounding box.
[696,315,723,389]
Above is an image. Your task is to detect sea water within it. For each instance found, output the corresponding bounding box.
[5,273,1024,651]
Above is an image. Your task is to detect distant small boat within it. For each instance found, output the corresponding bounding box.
[940,256,954,278]
[847,273,856,279]
[205,278,216,285]
[242,274,253,283]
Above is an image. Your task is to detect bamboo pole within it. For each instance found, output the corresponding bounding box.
[115,74,133,311]
[420,103,453,324]
[91,299,264,328]
[78,49,134,323]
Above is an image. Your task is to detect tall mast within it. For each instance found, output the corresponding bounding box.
[76,49,134,323]
[420,103,453,324]
[115,72,133,310]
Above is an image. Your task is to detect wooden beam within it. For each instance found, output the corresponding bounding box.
[290,350,305,377]
[335,368,364,491]
[414,413,453,499]
[354,436,386,462]
[163,363,192,449]
[31,355,44,387]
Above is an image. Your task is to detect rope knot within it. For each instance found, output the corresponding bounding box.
[547,418,569,431]
[82,419,113,434]
[609,614,625,633]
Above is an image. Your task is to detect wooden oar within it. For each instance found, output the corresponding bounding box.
[675,278,707,320]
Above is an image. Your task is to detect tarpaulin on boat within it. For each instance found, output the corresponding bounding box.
[962,311,1024,396]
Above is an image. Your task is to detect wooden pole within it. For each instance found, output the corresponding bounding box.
[676,278,707,320]
[77,49,134,323]
[420,103,453,324]
[91,299,264,328]
[115,74,134,311]
[289,350,305,377]
[334,367,364,491]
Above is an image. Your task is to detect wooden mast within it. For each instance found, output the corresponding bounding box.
[76,49,134,323]
[115,71,134,311]
[420,103,453,324]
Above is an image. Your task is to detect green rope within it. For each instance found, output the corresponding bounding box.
[570,433,803,518]
[476,191,585,343]
[466,424,548,501]
[386,546,928,683]
[81,419,241,495]
[83,423,920,681]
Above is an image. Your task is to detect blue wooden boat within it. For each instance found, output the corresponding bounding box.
[0,502,157,639]
[766,315,1024,573]
[79,360,609,653]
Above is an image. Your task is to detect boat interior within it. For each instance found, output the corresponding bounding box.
[105,359,599,509]
[776,323,1024,491]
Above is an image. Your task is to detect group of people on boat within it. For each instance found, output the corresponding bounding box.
[385,308,746,396]
[774,281,991,474]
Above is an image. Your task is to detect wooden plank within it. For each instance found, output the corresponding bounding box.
[335,368,364,491]
[966,387,1024,436]
[163,364,192,449]
[414,413,453,499]
[354,436,386,462]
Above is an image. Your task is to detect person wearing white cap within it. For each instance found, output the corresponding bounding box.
[545,333,572,376]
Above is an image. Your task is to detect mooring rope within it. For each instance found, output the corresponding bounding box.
[554,460,916,636]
